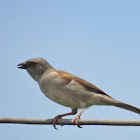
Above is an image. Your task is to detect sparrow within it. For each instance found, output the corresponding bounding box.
[17,57,140,129]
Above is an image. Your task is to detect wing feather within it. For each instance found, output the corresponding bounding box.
[55,70,112,98]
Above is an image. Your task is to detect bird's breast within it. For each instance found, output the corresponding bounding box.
[38,72,86,108]
[38,71,100,108]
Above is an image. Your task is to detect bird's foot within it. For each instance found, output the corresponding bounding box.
[51,115,62,130]
[72,116,82,128]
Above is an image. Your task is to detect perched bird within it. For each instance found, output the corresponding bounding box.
[18,57,140,129]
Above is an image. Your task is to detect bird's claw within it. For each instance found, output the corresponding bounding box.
[72,116,82,128]
[51,115,62,130]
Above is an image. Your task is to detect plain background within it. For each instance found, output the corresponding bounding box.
[0,0,140,140]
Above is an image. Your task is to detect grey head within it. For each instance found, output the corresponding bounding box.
[17,57,54,81]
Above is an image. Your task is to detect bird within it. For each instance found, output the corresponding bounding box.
[17,57,140,129]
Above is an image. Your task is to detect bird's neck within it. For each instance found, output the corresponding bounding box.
[27,67,55,82]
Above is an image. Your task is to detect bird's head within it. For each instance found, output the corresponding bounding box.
[17,57,54,81]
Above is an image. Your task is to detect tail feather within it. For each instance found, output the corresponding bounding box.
[113,101,140,114]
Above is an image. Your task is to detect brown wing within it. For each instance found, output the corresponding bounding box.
[55,70,112,98]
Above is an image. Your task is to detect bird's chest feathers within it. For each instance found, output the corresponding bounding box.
[39,72,67,101]
[38,72,85,108]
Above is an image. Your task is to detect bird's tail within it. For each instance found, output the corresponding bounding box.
[113,100,140,115]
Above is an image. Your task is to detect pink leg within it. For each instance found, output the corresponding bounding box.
[72,108,85,128]
[51,108,77,129]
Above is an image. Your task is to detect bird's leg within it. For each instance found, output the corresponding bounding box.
[51,108,77,129]
[72,108,85,128]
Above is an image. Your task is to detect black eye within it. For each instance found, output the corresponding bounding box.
[29,62,37,66]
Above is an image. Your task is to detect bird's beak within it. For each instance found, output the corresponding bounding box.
[17,62,29,69]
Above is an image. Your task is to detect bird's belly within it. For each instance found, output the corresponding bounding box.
[39,75,100,108]
[42,87,83,108]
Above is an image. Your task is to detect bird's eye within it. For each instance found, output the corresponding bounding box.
[29,62,37,66]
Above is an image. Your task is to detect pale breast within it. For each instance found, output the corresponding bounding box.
[38,71,98,108]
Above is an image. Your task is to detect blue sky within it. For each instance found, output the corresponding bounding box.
[0,0,140,139]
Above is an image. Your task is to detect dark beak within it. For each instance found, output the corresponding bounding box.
[17,62,29,69]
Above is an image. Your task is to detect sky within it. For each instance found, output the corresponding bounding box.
[0,0,140,139]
